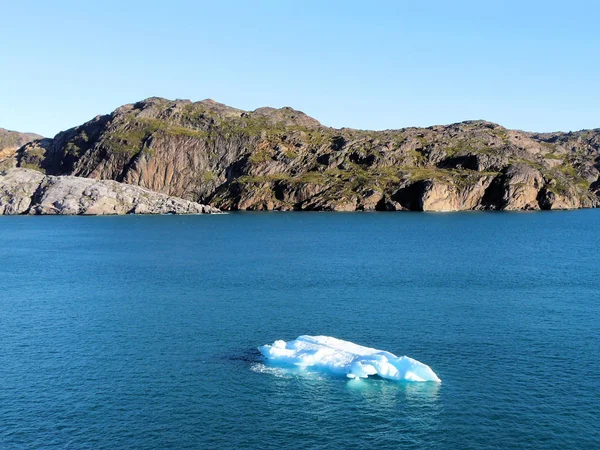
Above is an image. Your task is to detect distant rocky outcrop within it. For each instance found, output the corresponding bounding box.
[14,97,600,211]
[0,128,42,170]
[0,168,220,215]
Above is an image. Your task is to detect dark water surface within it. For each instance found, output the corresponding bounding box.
[1,212,598,449]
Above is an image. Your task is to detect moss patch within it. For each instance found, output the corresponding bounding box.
[20,162,46,173]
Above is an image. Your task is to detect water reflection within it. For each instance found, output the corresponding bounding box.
[252,362,441,405]
[251,363,443,445]
[346,376,440,401]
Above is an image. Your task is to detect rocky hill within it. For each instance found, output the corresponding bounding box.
[14,97,600,211]
[0,128,42,169]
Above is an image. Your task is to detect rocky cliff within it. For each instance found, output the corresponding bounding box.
[0,168,219,215]
[14,97,600,211]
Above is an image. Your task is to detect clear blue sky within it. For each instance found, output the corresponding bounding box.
[2,0,599,137]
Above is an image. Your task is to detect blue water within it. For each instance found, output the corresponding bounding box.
[1,212,599,449]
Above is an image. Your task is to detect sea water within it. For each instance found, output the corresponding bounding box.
[1,212,598,449]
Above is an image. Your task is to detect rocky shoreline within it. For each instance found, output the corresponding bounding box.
[0,168,219,215]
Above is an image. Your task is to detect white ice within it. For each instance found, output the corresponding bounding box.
[259,335,441,382]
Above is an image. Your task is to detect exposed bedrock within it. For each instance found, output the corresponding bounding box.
[13,97,600,211]
[0,168,219,215]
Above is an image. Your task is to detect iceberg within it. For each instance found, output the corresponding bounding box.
[259,335,441,382]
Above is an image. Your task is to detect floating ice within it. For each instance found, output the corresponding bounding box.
[259,335,441,382]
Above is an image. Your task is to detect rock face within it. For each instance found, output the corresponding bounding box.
[0,168,45,214]
[0,168,220,215]
[15,97,600,211]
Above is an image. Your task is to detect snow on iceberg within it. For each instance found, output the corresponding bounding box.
[259,335,441,382]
